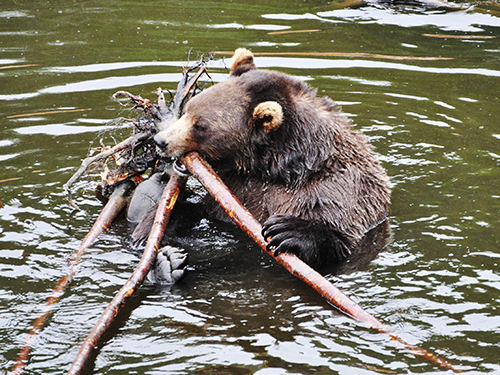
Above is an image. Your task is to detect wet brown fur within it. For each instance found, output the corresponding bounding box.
[154,49,391,268]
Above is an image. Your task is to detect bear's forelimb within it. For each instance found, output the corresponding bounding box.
[262,214,352,268]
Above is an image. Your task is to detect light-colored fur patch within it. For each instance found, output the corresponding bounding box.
[253,101,283,132]
[231,48,254,74]
[155,115,195,157]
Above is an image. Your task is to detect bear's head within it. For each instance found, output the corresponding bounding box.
[154,49,288,162]
[154,48,341,185]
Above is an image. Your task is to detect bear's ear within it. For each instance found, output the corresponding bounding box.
[230,48,256,76]
[252,101,283,132]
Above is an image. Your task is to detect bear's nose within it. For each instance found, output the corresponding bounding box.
[154,133,167,149]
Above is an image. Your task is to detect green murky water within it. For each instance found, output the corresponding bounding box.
[1,1,499,374]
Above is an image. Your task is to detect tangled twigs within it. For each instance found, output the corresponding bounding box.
[64,131,153,209]
[64,58,210,209]
[113,61,209,126]
[113,91,165,120]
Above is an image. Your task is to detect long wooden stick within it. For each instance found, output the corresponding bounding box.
[181,152,459,372]
[66,171,186,375]
[10,182,133,375]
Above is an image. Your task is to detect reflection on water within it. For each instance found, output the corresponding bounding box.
[1,0,499,374]
[315,7,500,32]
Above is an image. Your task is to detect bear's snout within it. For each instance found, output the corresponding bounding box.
[153,117,194,158]
[154,133,168,149]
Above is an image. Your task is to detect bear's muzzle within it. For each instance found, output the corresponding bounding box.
[154,133,168,149]
[153,116,193,157]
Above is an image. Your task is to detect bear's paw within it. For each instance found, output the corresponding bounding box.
[148,246,188,285]
[262,214,352,268]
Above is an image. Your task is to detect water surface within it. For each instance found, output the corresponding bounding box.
[1,1,499,374]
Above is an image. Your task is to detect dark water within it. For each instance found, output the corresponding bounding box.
[1,1,499,374]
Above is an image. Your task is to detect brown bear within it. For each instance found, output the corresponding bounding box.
[153,48,391,269]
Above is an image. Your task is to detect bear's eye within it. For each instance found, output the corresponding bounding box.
[193,120,208,131]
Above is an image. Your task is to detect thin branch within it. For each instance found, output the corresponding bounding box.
[6,108,91,119]
[10,182,132,375]
[64,131,152,209]
[422,33,497,39]
[0,177,23,183]
[66,172,186,375]
[0,64,39,70]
